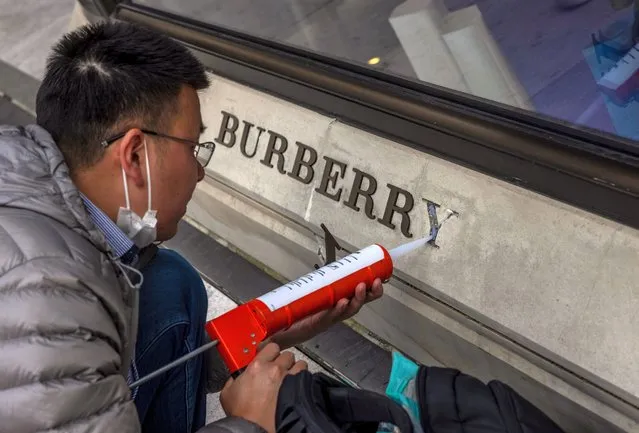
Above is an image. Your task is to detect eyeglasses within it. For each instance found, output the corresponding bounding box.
[101,128,216,167]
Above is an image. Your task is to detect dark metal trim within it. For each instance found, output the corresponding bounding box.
[115,3,639,231]
[78,0,122,17]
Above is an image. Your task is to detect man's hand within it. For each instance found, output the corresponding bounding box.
[270,278,384,350]
[220,343,307,433]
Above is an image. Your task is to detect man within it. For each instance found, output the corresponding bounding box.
[0,20,382,433]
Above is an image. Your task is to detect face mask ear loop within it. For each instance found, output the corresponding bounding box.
[115,260,144,291]
[144,139,152,212]
[122,165,131,210]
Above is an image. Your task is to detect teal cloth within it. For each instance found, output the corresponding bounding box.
[377,351,424,433]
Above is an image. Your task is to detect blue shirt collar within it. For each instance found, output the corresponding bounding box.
[80,193,138,263]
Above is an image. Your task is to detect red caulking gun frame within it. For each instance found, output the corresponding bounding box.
[129,209,456,388]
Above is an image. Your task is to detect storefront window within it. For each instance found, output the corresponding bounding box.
[137,0,639,143]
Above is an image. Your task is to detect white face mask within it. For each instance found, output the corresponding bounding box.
[116,139,158,248]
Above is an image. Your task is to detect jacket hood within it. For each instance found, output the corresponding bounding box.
[0,124,107,252]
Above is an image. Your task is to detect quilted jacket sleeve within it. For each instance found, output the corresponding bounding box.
[196,417,268,433]
[417,366,566,433]
[0,254,140,433]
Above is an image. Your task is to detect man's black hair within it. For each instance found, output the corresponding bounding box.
[36,20,210,171]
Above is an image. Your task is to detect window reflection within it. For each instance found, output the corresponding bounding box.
[139,0,639,142]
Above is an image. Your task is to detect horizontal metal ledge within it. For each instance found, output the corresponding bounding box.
[0,59,39,115]
[0,96,36,126]
[115,3,639,231]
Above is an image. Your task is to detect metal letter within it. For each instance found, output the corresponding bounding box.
[344,167,377,220]
[378,184,414,238]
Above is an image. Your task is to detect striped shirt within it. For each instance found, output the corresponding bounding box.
[79,193,140,398]
[80,195,138,263]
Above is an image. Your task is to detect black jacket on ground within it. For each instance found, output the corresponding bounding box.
[275,365,566,433]
[417,366,565,433]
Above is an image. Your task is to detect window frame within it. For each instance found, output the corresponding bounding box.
[112,1,639,231]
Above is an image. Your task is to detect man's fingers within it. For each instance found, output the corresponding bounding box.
[369,278,383,298]
[344,298,363,317]
[274,351,296,370]
[289,360,308,375]
[325,298,349,321]
[328,298,348,316]
[222,376,234,391]
[347,284,367,309]
[356,283,367,301]
[292,279,384,337]
[255,342,281,362]
[337,297,350,312]
[256,340,269,352]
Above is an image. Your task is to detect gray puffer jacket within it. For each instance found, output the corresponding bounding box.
[0,125,264,433]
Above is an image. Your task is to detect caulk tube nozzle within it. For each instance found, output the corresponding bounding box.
[388,234,435,261]
[388,207,456,260]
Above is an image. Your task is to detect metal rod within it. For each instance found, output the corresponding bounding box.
[129,339,219,388]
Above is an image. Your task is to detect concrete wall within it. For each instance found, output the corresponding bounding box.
[186,72,639,432]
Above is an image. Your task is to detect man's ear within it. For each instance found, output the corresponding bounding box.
[115,128,147,188]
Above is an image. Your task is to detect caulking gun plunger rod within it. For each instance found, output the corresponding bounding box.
[128,210,455,389]
[129,339,219,388]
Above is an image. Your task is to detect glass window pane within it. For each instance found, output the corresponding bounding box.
[137,0,639,143]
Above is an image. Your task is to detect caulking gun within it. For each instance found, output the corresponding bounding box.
[129,210,455,388]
